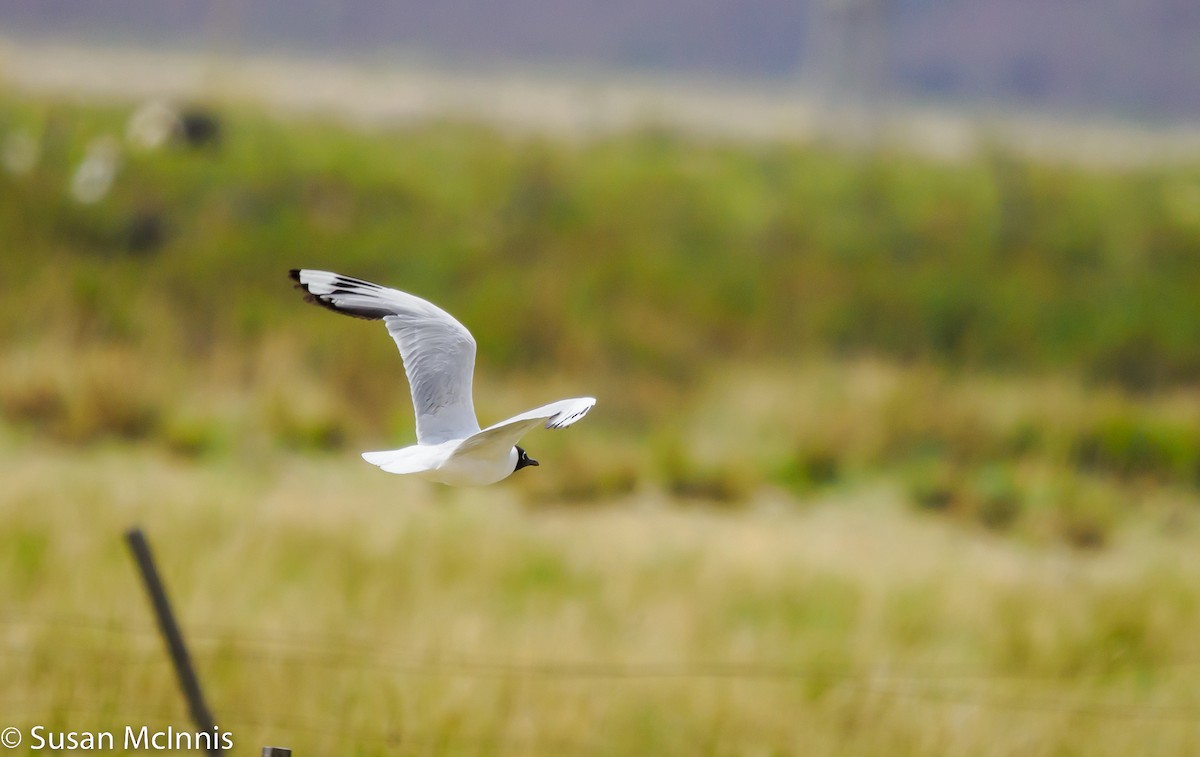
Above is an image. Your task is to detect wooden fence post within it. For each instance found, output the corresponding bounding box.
[125,527,224,757]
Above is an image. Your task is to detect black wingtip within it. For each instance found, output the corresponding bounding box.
[289,268,316,299]
[288,269,389,321]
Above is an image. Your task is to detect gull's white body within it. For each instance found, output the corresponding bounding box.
[291,269,595,486]
[363,440,517,487]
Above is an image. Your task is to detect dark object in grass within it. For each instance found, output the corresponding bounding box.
[125,209,169,255]
[178,108,221,149]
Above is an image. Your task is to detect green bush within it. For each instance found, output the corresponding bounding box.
[1073,414,1200,483]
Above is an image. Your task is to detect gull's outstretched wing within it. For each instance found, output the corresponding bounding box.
[291,269,480,444]
[450,397,596,461]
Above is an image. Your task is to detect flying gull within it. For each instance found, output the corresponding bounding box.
[290,269,596,485]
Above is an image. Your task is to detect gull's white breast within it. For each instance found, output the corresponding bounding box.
[418,444,519,487]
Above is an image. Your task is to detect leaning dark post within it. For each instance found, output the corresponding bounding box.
[262,748,292,756]
[125,527,224,757]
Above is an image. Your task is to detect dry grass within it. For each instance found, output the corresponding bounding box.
[3,426,1200,755]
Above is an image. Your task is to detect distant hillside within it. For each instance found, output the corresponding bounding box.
[890,0,1200,118]
[0,0,1198,119]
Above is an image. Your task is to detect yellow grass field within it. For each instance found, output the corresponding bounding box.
[4,422,1200,755]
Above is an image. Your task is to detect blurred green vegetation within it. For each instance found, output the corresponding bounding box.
[2,93,1200,549]
[4,92,1200,755]
[4,97,1200,386]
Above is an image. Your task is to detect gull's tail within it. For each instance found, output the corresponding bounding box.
[361,445,434,476]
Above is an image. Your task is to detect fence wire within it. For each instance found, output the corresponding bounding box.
[4,610,1200,729]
